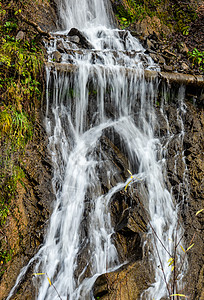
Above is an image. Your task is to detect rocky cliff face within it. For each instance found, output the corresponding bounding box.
[93,85,204,300]
[182,101,204,299]
[0,0,57,299]
[0,113,55,299]
[0,1,203,300]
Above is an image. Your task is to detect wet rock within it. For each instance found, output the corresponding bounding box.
[116,207,146,234]
[93,261,152,300]
[67,35,80,44]
[159,99,204,299]
[157,54,166,64]
[56,40,67,53]
[53,50,62,62]
[68,28,93,49]
[16,31,25,41]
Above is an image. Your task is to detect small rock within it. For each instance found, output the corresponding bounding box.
[181,62,190,71]
[150,53,165,64]
[56,40,67,53]
[163,64,173,72]
[157,54,166,64]
[52,51,62,63]
[146,38,154,50]
[16,31,25,41]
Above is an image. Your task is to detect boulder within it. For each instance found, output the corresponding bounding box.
[93,261,152,300]
[68,28,93,49]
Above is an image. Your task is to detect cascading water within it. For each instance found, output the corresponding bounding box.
[7,0,188,299]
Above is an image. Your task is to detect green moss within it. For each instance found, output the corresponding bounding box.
[0,0,44,227]
[115,0,198,34]
[0,248,14,278]
[0,165,25,225]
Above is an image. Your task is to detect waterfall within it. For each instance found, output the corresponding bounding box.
[7,1,188,299]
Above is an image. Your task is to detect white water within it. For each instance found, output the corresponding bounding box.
[7,1,187,299]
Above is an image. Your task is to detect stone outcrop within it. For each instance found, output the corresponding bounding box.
[93,261,152,300]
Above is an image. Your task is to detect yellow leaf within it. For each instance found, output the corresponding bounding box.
[47,276,52,286]
[169,260,174,267]
[171,266,175,272]
[186,243,194,252]
[170,294,187,297]
[180,245,185,253]
[32,273,46,276]
[167,258,173,263]
[127,169,132,175]
[196,209,204,216]
[125,180,132,191]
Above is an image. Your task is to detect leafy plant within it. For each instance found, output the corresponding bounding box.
[116,0,149,28]
[188,48,204,71]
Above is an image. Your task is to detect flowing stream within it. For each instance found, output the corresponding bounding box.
[7,0,187,299]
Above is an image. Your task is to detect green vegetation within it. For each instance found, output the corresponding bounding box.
[0,248,14,277]
[0,108,33,148]
[0,0,44,268]
[115,0,197,34]
[115,0,149,27]
[188,48,204,71]
[0,165,25,226]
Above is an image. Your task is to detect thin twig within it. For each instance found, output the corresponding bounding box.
[134,190,172,257]
[153,233,171,298]
[19,14,51,39]
[46,273,62,300]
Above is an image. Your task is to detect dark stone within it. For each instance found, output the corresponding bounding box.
[56,40,67,53]
[67,35,80,44]
[68,28,93,49]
